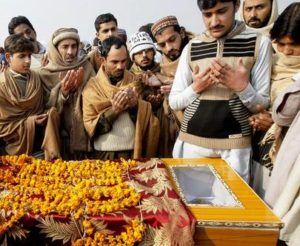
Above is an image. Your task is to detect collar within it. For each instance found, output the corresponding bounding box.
[9,69,29,79]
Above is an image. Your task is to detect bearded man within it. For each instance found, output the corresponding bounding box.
[39,28,95,160]
[82,36,159,160]
[240,0,278,35]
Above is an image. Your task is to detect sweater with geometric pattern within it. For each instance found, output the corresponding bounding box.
[179,22,261,149]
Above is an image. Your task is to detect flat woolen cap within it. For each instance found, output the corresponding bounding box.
[52,28,80,45]
[151,16,179,36]
[128,31,156,60]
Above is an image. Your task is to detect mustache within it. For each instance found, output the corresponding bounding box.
[248,17,260,22]
[167,49,179,55]
[141,58,150,63]
[210,25,224,30]
[115,69,125,73]
[66,55,75,59]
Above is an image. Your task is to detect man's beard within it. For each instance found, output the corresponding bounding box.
[166,49,180,61]
[65,55,76,64]
[139,61,155,71]
[109,70,125,85]
[247,13,271,28]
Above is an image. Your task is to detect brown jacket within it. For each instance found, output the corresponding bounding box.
[82,65,160,158]
[0,70,60,159]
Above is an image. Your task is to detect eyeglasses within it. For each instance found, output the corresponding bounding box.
[135,48,154,56]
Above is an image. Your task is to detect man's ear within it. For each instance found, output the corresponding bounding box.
[5,53,11,64]
[235,0,241,13]
[180,27,186,40]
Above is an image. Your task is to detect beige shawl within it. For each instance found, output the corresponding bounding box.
[261,49,300,163]
[271,48,300,105]
[39,38,96,152]
[39,34,94,94]
[131,61,180,157]
[82,65,160,158]
[159,55,179,79]
[0,70,60,159]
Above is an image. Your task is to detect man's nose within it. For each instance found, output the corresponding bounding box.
[211,14,220,27]
[165,42,173,52]
[25,56,31,63]
[117,62,125,70]
[107,30,113,37]
[67,47,73,54]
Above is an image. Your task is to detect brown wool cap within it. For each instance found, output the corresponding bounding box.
[151,16,179,36]
[52,27,80,45]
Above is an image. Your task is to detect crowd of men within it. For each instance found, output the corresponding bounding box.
[1,0,300,245]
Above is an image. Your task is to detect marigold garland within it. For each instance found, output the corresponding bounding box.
[0,154,144,245]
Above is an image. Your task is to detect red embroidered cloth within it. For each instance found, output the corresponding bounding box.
[0,158,195,245]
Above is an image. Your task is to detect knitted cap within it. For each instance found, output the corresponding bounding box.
[128,31,156,60]
[151,16,179,36]
[52,28,80,46]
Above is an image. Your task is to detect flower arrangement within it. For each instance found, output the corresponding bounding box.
[0,154,144,245]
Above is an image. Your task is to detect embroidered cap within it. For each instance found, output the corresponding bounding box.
[151,16,179,37]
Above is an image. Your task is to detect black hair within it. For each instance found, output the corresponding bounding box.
[100,36,126,58]
[8,16,36,35]
[175,26,190,50]
[154,25,190,50]
[94,13,118,32]
[197,0,237,10]
[270,2,300,43]
[4,33,34,54]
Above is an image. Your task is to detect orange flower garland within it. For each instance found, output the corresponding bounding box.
[0,154,144,245]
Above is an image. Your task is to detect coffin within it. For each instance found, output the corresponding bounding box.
[162,158,283,246]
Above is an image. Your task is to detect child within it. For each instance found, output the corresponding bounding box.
[0,33,61,160]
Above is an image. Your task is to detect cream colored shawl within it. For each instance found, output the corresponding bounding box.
[82,65,160,158]
[271,49,300,105]
[261,47,300,164]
